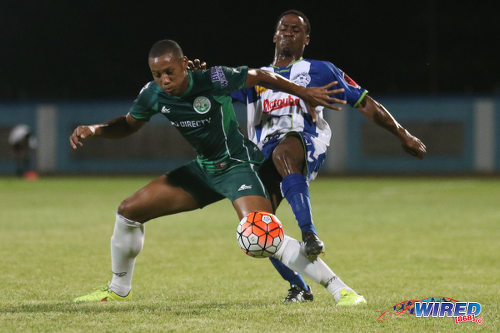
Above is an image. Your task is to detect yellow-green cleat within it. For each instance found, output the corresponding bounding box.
[73,286,131,303]
[336,289,367,306]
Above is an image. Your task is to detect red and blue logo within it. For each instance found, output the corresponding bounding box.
[342,72,360,88]
[377,297,483,325]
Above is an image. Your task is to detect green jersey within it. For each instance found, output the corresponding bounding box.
[129,66,264,172]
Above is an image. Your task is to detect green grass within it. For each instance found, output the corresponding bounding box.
[0,176,499,332]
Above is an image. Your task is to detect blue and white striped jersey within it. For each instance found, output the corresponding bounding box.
[232,58,368,148]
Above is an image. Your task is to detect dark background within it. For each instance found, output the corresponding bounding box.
[0,0,497,101]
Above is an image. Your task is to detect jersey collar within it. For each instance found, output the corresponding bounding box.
[180,71,194,98]
[270,57,303,69]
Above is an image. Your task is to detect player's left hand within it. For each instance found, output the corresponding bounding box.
[303,81,347,122]
[187,58,207,71]
[401,133,427,159]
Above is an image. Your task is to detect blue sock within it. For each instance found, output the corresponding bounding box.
[269,257,309,290]
[281,173,316,237]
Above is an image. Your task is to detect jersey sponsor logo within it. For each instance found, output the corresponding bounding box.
[343,72,360,88]
[263,95,301,113]
[193,96,211,114]
[161,106,171,114]
[171,118,211,128]
[291,72,311,87]
[255,85,269,96]
[238,184,253,191]
[210,66,228,88]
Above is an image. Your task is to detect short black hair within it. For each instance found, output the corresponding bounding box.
[275,9,311,35]
[148,39,184,58]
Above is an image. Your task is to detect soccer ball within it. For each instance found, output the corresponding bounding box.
[236,211,284,258]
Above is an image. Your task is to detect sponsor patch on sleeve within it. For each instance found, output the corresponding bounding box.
[210,66,228,88]
[343,72,360,88]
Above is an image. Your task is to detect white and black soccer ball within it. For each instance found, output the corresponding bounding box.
[236,211,284,258]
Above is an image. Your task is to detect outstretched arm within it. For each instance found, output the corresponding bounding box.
[69,113,145,149]
[356,95,427,159]
[245,68,347,120]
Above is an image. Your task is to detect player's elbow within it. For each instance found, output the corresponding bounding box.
[245,68,271,88]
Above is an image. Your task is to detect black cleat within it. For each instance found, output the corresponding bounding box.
[283,285,314,302]
[302,231,325,261]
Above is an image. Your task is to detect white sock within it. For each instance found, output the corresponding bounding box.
[108,214,145,297]
[273,235,355,301]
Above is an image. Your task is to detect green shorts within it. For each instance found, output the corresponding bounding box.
[167,160,269,208]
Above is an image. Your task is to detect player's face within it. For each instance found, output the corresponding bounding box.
[149,53,189,96]
[273,14,310,57]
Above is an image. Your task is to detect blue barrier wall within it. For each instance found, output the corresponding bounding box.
[0,97,498,175]
[344,97,475,173]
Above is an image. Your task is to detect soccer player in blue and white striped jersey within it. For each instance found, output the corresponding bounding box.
[233,9,426,302]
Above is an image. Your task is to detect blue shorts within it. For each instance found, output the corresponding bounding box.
[260,131,327,181]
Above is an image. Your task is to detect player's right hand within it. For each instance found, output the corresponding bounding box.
[303,81,346,122]
[187,58,207,71]
[69,125,96,149]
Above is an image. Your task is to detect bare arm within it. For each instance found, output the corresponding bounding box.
[245,68,346,120]
[356,95,427,159]
[69,113,145,149]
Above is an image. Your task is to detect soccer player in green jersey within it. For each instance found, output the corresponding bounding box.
[70,39,365,306]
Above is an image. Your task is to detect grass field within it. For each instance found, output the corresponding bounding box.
[0,176,499,332]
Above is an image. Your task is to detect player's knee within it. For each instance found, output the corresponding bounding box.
[117,198,144,222]
[272,146,304,175]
